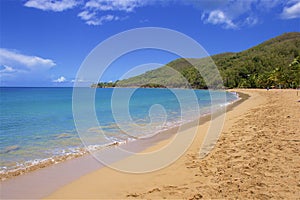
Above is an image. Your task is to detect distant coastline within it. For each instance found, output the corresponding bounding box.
[92,32,300,90]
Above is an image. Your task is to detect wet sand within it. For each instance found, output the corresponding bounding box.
[0,90,237,199]
[45,89,300,199]
[2,89,299,199]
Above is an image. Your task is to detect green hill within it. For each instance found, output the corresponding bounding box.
[95,32,300,89]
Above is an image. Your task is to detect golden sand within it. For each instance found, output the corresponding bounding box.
[46,89,300,199]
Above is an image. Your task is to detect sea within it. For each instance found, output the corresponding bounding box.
[0,87,239,176]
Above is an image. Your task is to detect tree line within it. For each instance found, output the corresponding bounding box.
[92,32,300,89]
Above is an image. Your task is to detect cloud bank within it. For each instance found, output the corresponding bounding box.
[24,0,79,12]
[0,48,56,78]
[0,48,55,69]
[23,0,300,28]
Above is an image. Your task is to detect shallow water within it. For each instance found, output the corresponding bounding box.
[0,87,238,175]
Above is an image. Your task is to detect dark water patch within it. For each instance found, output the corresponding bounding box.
[55,133,73,139]
[1,145,20,154]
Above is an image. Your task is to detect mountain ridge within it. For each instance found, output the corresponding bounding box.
[93,32,300,89]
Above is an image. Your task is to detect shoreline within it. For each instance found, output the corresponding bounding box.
[0,90,240,181]
[1,90,243,199]
[43,89,250,199]
[44,89,299,199]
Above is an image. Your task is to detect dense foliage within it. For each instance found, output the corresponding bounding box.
[215,32,300,88]
[94,32,300,89]
[91,81,118,88]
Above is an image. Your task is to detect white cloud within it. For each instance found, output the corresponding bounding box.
[0,65,16,73]
[198,0,288,29]
[281,1,300,19]
[0,48,55,69]
[84,0,144,12]
[86,14,120,25]
[53,76,67,83]
[0,49,56,84]
[78,10,96,20]
[199,0,259,29]
[258,0,282,10]
[0,64,30,78]
[23,0,295,28]
[244,16,259,26]
[202,10,237,29]
[71,78,88,83]
[0,65,20,77]
[24,0,79,12]
[77,0,145,25]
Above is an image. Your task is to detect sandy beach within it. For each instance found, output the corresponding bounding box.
[44,89,299,199]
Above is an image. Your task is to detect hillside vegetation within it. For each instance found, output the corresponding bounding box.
[93,32,300,89]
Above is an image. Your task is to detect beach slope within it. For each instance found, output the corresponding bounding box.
[47,89,300,199]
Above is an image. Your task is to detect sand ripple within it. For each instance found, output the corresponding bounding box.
[125,90,300,199]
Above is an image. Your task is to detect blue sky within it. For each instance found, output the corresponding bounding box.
[0,0,299,87]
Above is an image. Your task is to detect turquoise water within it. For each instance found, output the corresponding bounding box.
[0,87,238,172]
